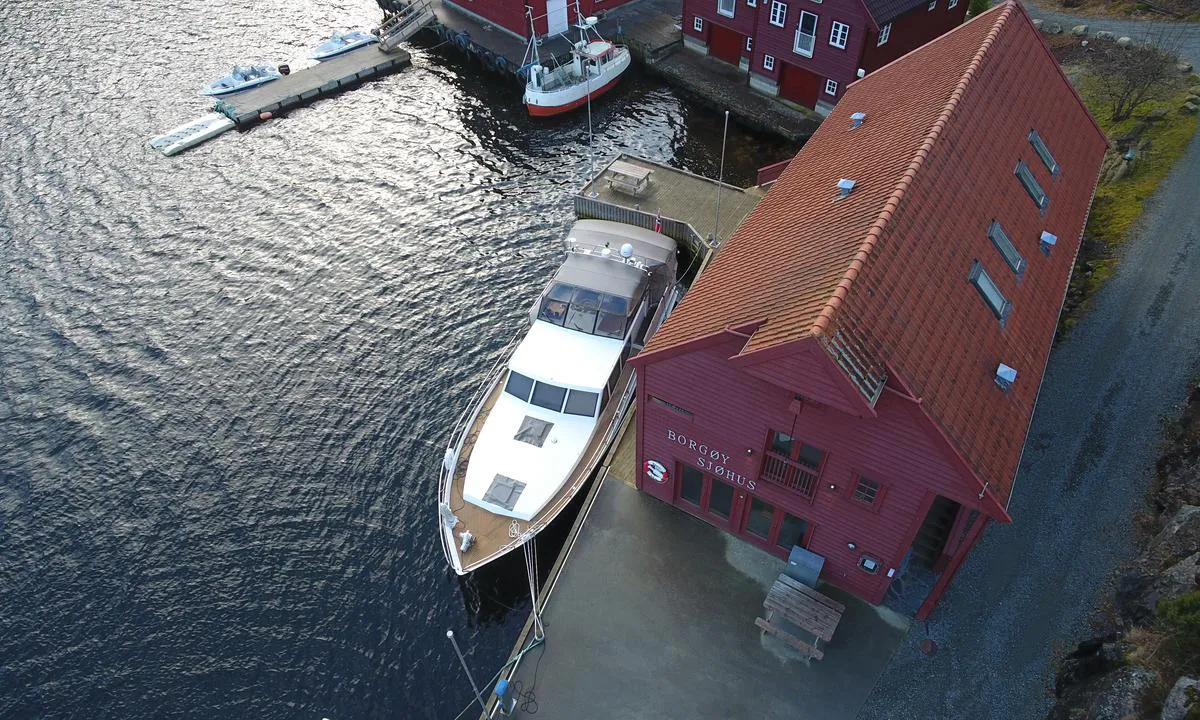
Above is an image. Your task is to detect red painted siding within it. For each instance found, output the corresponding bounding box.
[448,0,639,38]
[860,0,969,72]
[636,336,989,604]
[740,345,865,417]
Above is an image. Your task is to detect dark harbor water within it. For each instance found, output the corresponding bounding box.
[0,0,790,717]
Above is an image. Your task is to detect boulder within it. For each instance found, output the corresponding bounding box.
[1187,95,1200,105]
[1049,666,1158,720]
[1096,30,1115,41]
[1047,22,1063,34]
[1118,552,1200,624]
[1163,677,1200,720]
[1162,676,1200,720]
[1033,18,1044,30]
[1149,506,1200,567]
[1182,102,1199,115]
[1179,62,1195,74]
[1190,85,1200,96]
[1055,635,1132,695]
[1072,24,1089,36]
[1145,108,1170,121]
[1117,36,1132,47]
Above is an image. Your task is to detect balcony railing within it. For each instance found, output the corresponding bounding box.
[759,451,819,500]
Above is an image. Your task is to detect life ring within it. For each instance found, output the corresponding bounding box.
[481,51,496,71]
[495,56,509,74]
[454,33,469,50]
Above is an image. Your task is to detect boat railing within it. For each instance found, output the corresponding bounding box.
[438,332,522,566]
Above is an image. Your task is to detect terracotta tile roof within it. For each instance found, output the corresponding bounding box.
[640,2,1108,509]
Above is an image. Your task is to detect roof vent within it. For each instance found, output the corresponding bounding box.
[1040,230,1057,256]
[837,178,856,197]
[850,112,866,128]
[995,363,1018,392]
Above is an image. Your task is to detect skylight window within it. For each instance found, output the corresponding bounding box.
[1028,129,1059,176]
[969,261,1012,325]
[988,220,1026,276]
[1015,161,1048,213]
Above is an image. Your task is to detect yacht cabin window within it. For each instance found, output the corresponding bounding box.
[564,389,600,417]
[504,371,536,401]
[531,381,568,412]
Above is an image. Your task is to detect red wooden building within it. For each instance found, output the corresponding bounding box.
[631,2,1108,618]
[682,0,968,112]
[444,0,639,38]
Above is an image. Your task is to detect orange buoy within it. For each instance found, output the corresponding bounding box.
[259,111,273,121]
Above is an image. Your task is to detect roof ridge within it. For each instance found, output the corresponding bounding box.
[810,1,1018,339]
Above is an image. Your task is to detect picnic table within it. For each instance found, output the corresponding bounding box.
[606,160,652,197]
[755,573,845,660]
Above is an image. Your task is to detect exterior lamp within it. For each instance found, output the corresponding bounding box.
[847,541,857,550]
[744,448,753,456]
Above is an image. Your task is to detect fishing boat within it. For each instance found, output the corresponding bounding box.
[309,30,378,60]
[438,220,679,575]
[199,65,280,96]
[521,4,631,117]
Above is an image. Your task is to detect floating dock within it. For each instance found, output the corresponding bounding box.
[214,45,412,128]
[149,113,236,157]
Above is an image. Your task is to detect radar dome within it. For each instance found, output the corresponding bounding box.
[620,243,634,259]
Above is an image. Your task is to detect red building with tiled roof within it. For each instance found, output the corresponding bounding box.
[631,1,1108,617]
[683,0,968,112]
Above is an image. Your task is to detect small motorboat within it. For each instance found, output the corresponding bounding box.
[310,30,378,60]
[199,65,280,96]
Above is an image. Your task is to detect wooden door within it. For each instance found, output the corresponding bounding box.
[779,62,821,109]
[708,23,743,66]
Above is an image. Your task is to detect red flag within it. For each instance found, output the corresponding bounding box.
[654,212,662,233]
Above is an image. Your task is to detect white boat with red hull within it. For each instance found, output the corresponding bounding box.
[521,4,631,117]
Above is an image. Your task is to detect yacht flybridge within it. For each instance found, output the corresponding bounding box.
[438,220,678,574]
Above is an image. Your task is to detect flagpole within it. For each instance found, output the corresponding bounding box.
[713,110,729,246]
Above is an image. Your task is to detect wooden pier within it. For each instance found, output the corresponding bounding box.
[215,45,412,127]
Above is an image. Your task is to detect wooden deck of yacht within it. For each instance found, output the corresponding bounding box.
[448,364,637,573]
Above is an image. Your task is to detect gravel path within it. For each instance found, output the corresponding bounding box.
[1022,1,1200,65]
[858,122,1200,717]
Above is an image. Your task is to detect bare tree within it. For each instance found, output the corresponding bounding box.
[1088,27,1184,122]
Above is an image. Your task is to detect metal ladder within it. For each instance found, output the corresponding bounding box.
[377,0,436,52]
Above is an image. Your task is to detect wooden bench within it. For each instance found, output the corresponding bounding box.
[755,573,845,660]
[606,160,652,197]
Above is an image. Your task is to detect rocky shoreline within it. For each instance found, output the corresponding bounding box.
[1048,383,1200,719]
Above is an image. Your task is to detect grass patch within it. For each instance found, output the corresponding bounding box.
[1059,75,1198,333]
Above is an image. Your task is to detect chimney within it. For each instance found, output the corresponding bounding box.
[1039,230,1057,256]
[995,363,1017,392]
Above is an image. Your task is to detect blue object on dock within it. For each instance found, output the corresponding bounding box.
[495,678,510,698]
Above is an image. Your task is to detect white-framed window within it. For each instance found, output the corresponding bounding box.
[748,0,758,6]
[794,11,818,57]
[948,0,958,7]
[824,79,838,95]
[693,16,704,31]
[928,0,936,9]
[718,0,736,17]
[877,22,891,45]
[769,0,788,26]
[829,20,849,48]
[969,261,1012,325]
[1016,160,1049,212]
[763,53,776,70]
[746,36,754,51]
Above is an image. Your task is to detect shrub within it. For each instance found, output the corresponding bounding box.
[1158,590,1200,671]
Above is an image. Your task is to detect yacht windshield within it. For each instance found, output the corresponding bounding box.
[539,283,633,338]
[504,371,535,401]
[564,389,600,417]
[530,381,567,412]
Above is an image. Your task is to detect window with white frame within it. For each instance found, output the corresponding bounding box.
[829,20,849,48]
[769,0,788,26]
[763,53,776,70]
[824,79,838,95]
[748,0,757,6]
[1029,129,1060,175]
[969,261,1012,325]
[718,0,736,17]
[948,0,958,7]
[794,11,818,56]
[693,16,704,31]
[746,36,753,51]
[1016,160,1049,211]
[927,0,936,9]
[877,22,891,45]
